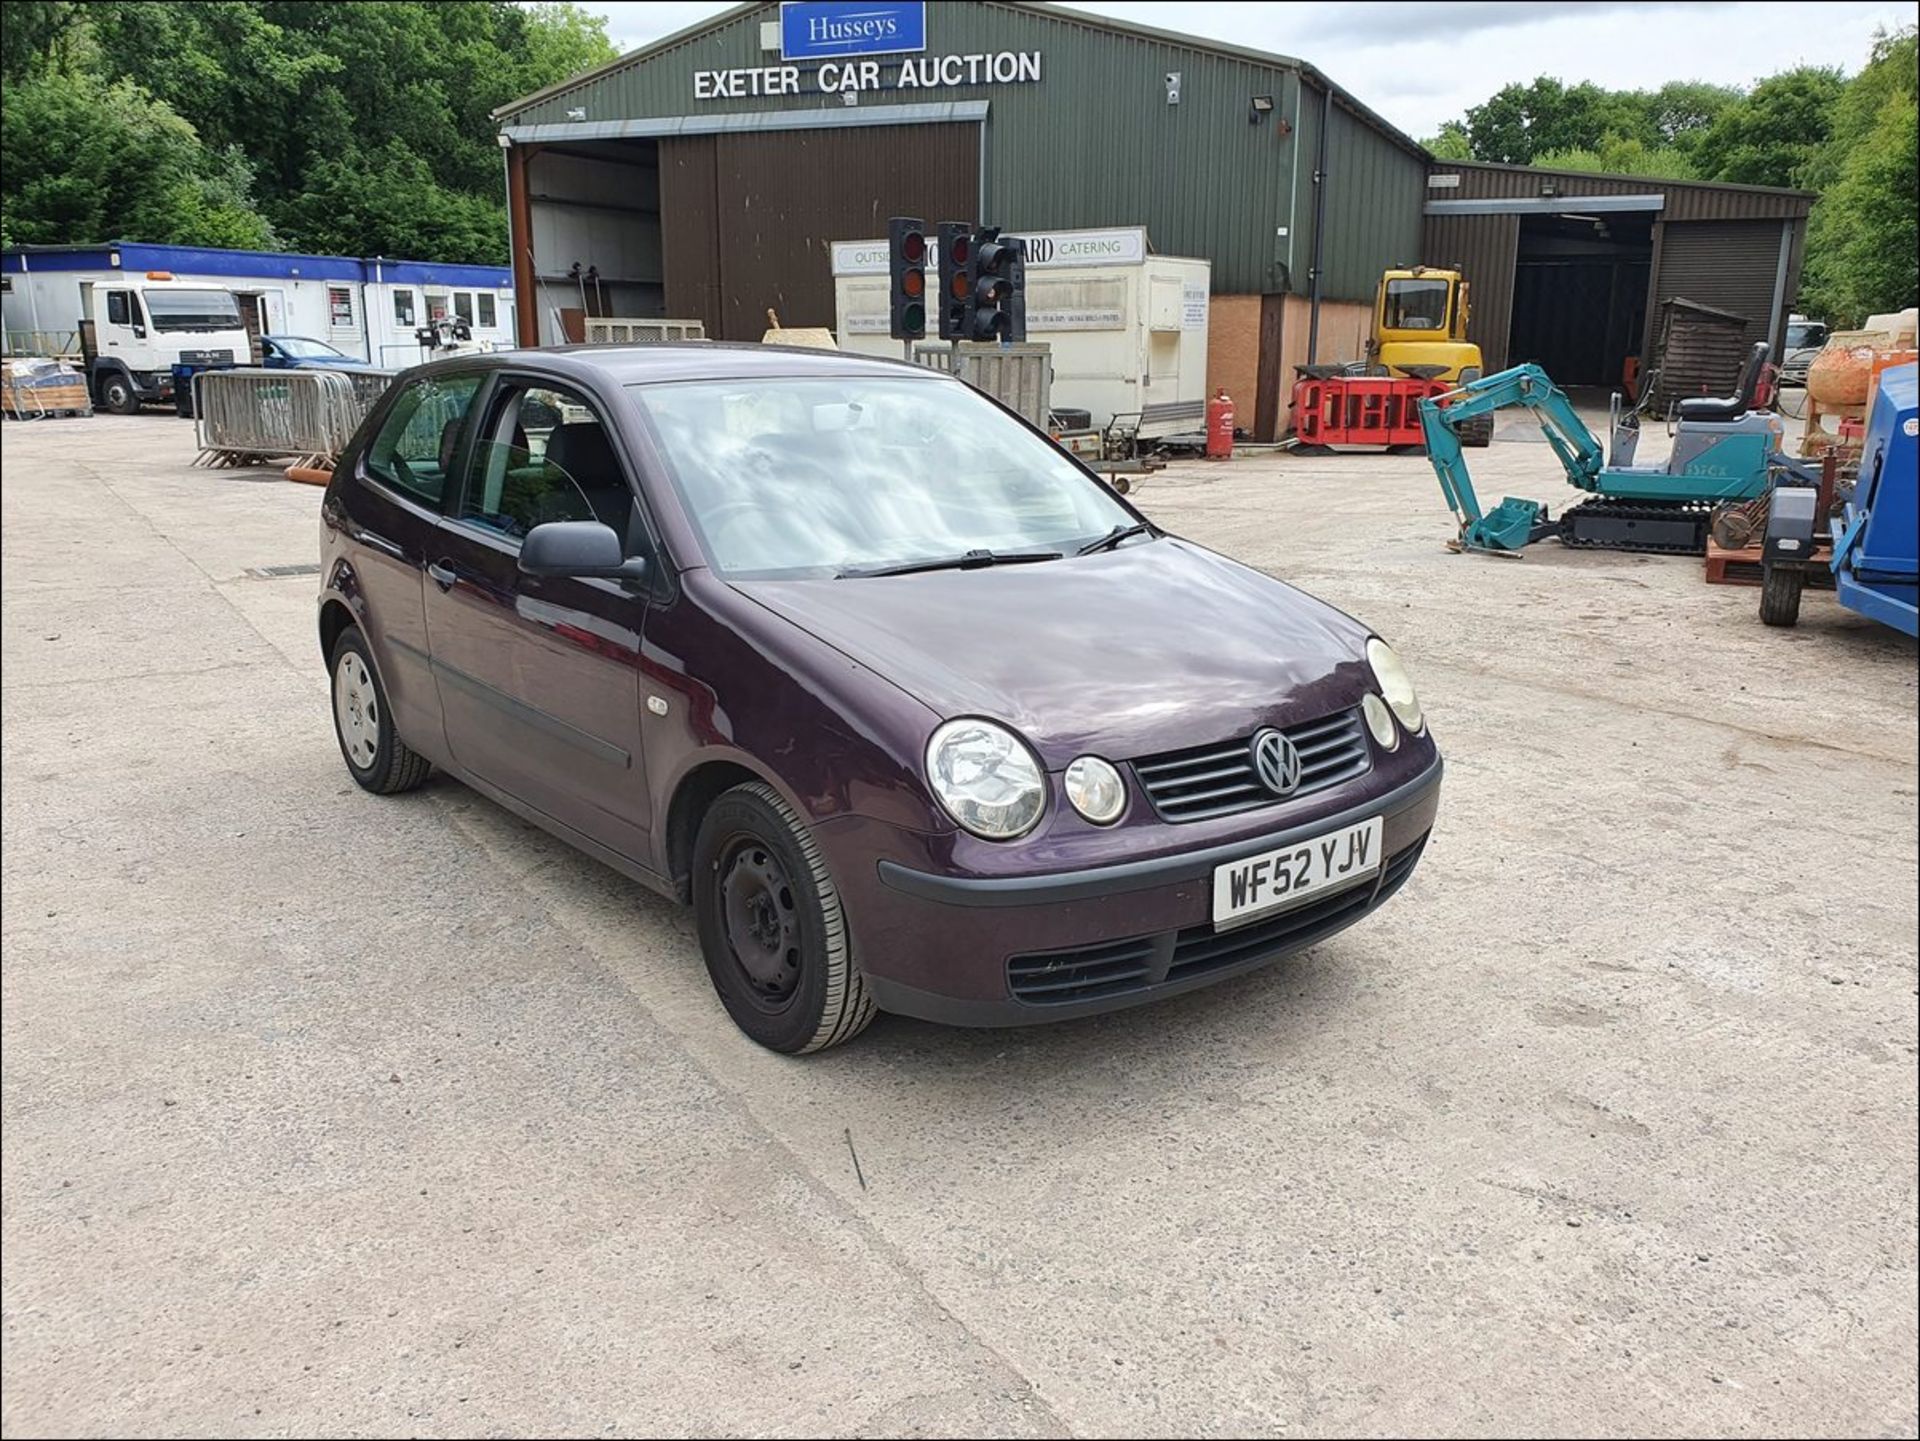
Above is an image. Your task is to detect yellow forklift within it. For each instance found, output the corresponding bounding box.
[1366,266,1493,447]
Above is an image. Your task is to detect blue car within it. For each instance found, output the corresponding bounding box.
[259,335,374,370]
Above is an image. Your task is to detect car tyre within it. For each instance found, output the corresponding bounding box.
[692,781,875,1054]
[99,372,141,415]
[329,625,432,794]
[1759,562,1804,628]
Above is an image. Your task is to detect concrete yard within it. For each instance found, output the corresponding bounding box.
[2,407,1915,1438]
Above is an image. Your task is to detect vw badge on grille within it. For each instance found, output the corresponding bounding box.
[1251,728,1302,796]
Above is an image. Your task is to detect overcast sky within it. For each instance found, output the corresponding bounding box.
[576,1,1911,136]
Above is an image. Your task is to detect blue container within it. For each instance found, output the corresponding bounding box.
[172,363,197,419]
[1831,361,1918,636]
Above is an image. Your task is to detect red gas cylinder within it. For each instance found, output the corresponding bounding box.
[1205,388,1235,461]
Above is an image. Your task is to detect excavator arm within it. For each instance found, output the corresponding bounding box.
[1417,364,1610,553]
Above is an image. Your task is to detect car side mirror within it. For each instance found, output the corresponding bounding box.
[519,520,648,581]
[133,325,146,339]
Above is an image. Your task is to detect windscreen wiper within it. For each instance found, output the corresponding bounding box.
[1076,521,1155,555]
[837,548,1063,579]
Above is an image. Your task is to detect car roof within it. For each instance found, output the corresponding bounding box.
[408,341,954,387]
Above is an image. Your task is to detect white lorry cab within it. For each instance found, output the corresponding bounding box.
[78,272,251,413]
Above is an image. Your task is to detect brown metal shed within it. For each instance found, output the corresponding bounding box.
[1421,161,1814,389]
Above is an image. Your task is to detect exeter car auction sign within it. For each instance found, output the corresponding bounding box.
[694,0,1042,100]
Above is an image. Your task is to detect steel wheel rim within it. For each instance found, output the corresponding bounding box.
[333,652,380,769]
[716,835,802,1009]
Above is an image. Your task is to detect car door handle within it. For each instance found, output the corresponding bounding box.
[349,526,406,561]
[427,561,457,591]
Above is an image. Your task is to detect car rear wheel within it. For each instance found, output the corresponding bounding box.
[99,373,141,415]
[329,626,432,794]
[692,781,875,1053]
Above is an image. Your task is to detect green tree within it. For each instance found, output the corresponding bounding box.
[0,70,273,248]
[1465,77,1650,163]
[1423,121,1474,160]
[1799,27,1919,322]
[1,1,617,262]
[1690,67,1844,188]
[1532,135,1695,180]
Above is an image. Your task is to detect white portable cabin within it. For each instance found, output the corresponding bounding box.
[2,242,515,366]
[832,227,1211,435]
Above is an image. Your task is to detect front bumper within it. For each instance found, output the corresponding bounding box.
[836,754,1442,1026]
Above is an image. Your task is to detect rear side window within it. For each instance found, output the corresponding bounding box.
[456,382,641,550]
[106,291,132,326]
[363,374,483,508]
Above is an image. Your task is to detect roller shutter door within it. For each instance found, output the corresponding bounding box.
[1654,219,1786,341]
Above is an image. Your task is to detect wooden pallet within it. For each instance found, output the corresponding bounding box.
[1705,540,1836,589]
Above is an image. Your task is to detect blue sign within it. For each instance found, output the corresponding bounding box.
[780,1,926,61]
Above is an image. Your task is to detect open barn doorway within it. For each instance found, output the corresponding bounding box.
[1506,211,1654,389]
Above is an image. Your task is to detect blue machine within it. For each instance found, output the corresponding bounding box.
[1766,362,1918,634]
[1420,344,1797,555]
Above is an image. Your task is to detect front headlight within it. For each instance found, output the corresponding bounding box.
[1366,638,1424,734]
[926,718,1045,840]
[1064,755,1126,824]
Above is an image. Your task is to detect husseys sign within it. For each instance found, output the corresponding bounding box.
[693,1,1042,100]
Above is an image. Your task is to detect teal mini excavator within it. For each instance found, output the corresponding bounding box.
[1418,343,1805,555]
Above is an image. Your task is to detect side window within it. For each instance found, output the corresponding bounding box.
[363,374,483,508]
[456,383,641,550]
[477,293,496,329]
[453,292,475,326]
[106,290,132,326]
[393,288,415,326]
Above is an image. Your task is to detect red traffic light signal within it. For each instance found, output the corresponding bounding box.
[936,221,973,341]
[887,216,927,340]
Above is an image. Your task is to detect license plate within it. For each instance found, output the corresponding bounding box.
[1211,816,1384,930]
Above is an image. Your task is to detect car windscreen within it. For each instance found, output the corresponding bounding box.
[1383,279,1449,331]
[142,288,243,332]
[630,375,1136,580]
[275,337,343,358]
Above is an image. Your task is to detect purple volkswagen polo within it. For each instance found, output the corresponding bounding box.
[318,344,1441,1052]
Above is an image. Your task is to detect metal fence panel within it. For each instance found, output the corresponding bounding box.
[192,367,396,465]
[914,342,1053,428]
[584,318,707,344]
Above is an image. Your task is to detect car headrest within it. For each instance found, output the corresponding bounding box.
[1736,341,1770,404]
[439,417,464,474]
[545,422,617,482]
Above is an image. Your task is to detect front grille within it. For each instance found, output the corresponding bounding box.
[1163,833,1426,986]
[1132,710,1372,823]
[179,348,234,366]
[1006,935,1160,1005]
[1006,832,1429,1006]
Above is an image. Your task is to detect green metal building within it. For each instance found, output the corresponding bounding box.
[493,0,1811,439]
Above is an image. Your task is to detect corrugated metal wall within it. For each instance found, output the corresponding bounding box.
[1421,212,1519,370]
[1297,85,1428,301]
[659,123,979,339]
[1425,162,1814,223]
[500,1,1430,297]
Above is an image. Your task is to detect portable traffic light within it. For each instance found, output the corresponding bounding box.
[887,216,927,340]
[936,221,972,341]
[966,227,1026,343]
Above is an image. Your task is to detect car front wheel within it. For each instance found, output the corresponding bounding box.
[692,781,875,1053]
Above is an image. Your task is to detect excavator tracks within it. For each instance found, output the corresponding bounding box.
[1557,499,1713,555]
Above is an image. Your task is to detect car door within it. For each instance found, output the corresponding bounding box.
[331,370,485,755]
[422,374,656,866]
